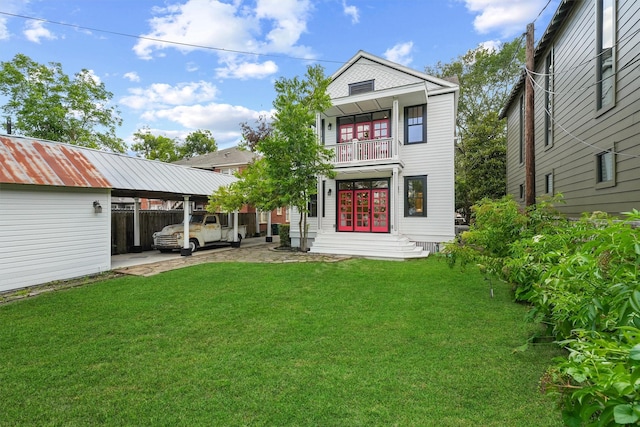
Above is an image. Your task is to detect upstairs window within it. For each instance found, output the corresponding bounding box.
[545,47,554,147]
[337,111,390,142]
[596,0,616,111]
[519,95,524,164]
[405,105,426,144]
[349,80,374,96]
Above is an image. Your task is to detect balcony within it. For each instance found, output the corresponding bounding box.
[328,138,393,165]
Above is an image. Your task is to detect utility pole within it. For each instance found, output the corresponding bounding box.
[525,22,536,207]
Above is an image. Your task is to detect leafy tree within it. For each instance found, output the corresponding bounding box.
[132,128,217,162]
[210,65,335,251]
[259,64,335,251]
[0,53,124,152]
[131,127,180,162]
[426,38,525,221]
[180,129,217,159]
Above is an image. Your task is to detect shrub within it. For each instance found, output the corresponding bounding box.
[278,223,291,248]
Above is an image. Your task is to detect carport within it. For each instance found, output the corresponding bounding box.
[81,147,240,256]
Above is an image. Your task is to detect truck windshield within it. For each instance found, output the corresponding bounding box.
[189,214,204,223]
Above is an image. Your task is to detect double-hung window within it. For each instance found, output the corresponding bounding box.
[405,176,427,217]
[405,105,426,144]
[596,149,616,188]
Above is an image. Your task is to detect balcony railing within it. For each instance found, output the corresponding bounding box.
[328,138,393,164]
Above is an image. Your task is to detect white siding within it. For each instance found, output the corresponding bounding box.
[398,93,456,242]
[0,184,111,291]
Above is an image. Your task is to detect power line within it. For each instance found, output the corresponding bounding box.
[534,0,553,23]
[525,71,640,159]
[0,10,347,65]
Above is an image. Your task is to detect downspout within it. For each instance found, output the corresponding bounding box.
[132,197,142,252]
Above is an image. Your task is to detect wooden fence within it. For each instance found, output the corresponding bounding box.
[111,210,258,254]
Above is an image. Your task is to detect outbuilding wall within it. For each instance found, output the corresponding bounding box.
[0,184,111,292]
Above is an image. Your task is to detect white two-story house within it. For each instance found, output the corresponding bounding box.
[289,51,459,258]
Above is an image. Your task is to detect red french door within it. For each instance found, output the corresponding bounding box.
[338,188,388,233]
[371,189,388,233]
[338,190,354,231]
[354,190,370,231]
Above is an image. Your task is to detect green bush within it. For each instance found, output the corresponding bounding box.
[445,197,640,425]
[278,223,291,247]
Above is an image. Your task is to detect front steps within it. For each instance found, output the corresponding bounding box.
[309,232,429,260]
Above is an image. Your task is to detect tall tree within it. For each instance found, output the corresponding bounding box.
[426,38,525,220]
[131,127,180,162]
[259,64,335,251]
[181,129,217,159]
[210,65,335,251]
[0,53,125,152]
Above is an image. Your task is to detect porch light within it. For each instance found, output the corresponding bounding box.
[93,200,102,213]
[327,188,332,196]
[328,123,332,130]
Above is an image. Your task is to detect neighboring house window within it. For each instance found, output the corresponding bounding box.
[308,194,318,218]
[276,207,282,215]
[595,149,616,188]
[349,80,374,96]
[596,0,616,111]
[519,184,525,200]
[545,47,554,147]
[285,208,290,222]
[404,176,427,217]
[519,95,524,164]
[545,172,554,194]
[405,105,426,144]
[223,167,239,175]
[337,111,390,142]
[259,211,269,223]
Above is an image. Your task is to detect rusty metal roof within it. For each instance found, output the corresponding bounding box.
[0,135,111,188]
[0,134,237,201]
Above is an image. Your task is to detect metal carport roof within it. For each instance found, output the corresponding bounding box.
[0,134,237,201]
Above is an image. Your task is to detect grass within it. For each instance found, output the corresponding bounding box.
[0,257,563,426]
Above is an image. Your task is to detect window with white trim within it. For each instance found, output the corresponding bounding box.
[596,0,616,111]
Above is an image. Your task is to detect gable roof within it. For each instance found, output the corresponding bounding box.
[173,146,258,170]
[500,0,578,119]
[0,134,236,201]
[331,50,459,91]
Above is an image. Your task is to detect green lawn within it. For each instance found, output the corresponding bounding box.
[0,258,563,426]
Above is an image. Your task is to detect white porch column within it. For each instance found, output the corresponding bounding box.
[393,98,399,159]
[255,210,260,237]
[317,176,323,232]
[392,167,399,235]
[232,210,240,247]
[266,210,273,242]
[181,195,191,256]
[132,197,142,252]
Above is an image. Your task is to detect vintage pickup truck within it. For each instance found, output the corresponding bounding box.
[152,212,247,253]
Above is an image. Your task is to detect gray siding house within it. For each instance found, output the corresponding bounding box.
[501,0,640,217]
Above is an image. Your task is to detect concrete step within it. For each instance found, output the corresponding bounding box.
[309,232,429,259]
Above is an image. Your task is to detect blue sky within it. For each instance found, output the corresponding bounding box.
[0,0,559,150]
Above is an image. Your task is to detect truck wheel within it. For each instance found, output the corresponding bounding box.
[189,238,199,253]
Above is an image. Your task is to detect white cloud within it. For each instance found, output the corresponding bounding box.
[133,0,314,79]
[215,58,278,80]
[383,42,414,66]
[123,72,141,82]
[463,0,549,37]
[23,20,57,43]
[186,62,199,72]
[0,17,9,40]
[121,81,218,110]
[479,39,502,52]
[342,1,359,24]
